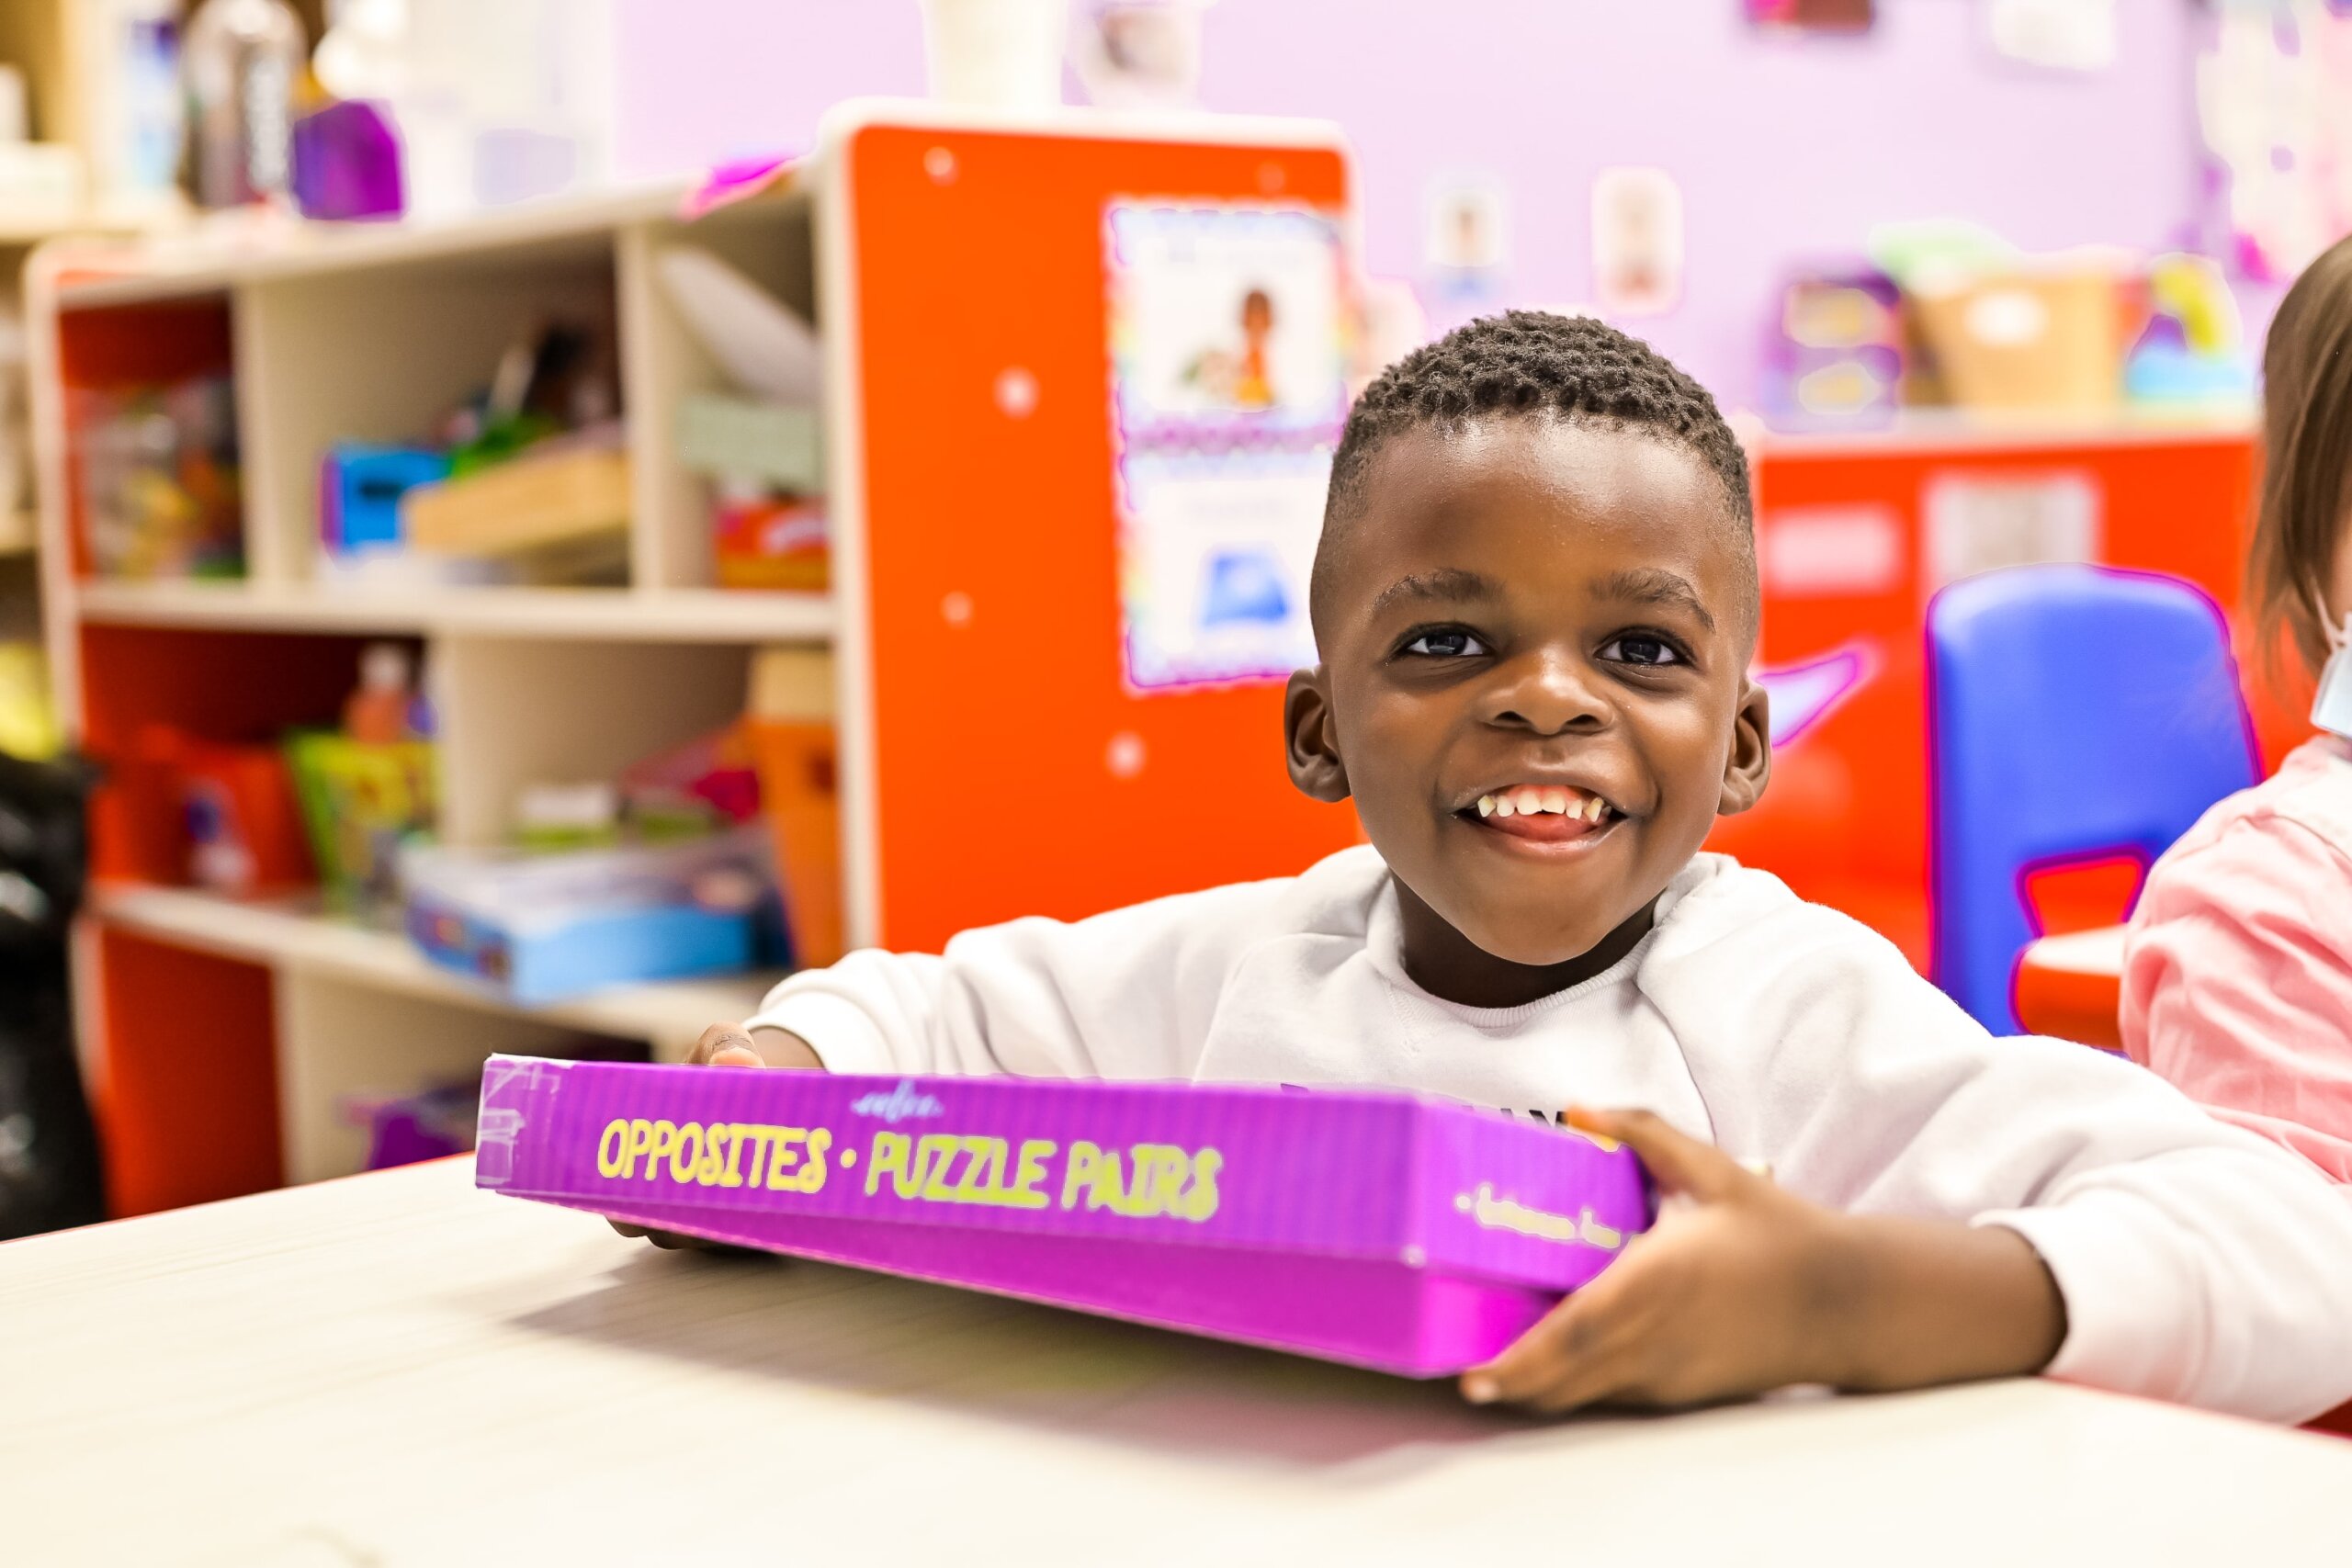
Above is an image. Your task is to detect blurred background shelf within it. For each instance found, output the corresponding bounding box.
[88,880,778,1058]
[73,580,836,642]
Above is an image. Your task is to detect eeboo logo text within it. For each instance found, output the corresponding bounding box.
[850,1079,944,1123]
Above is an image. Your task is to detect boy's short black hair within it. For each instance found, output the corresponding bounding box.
[1313,310,1758,637]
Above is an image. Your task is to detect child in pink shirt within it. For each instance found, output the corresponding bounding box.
[2121,233,2352,1180]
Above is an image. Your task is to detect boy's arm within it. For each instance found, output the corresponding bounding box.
[1655,896,2352,1423]
[1467,1108,2064,1410]
[740,869,1333,1079]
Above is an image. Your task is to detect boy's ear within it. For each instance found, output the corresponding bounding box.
[1718,675,1771,816]
[1284,667,1351,803]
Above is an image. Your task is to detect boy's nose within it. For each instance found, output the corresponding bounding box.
[1481,650,1607,736]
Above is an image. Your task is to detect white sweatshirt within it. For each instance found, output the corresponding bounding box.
[749,847,2352,1423]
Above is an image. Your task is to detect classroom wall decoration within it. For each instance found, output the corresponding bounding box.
[1591,167,1685,317]
[1745,0,1875,31]
[2197,0,2352,281]
[1986,0,2119,72]
[1102,201,1350,691]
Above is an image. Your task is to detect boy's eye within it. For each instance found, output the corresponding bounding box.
[1401,628,1490,659]
[1600,634,1683,667]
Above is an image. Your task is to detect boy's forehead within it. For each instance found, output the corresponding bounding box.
[1338,420,1742,606]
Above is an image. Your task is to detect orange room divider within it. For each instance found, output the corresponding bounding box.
[819,109,1364,953]
[1713,425,2273,972]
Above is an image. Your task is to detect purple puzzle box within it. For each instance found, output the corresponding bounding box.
[475,1056,1656,1376]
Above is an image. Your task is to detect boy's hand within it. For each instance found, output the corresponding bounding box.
[1461,1107,2065,1414]
[608,1022,823,1249]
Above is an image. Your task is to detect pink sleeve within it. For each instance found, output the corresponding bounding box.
[2121,818,2352,1182]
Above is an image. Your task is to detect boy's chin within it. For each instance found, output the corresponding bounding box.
[1457,917,1625,971]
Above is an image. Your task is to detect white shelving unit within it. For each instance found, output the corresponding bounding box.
[28,99,1366,1215]
[28,171,832,1199]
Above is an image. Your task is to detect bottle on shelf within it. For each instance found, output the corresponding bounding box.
[343,641,419,744]
[183,0,307,209]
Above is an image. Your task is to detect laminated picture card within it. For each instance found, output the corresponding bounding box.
[476,1057,1655,1375]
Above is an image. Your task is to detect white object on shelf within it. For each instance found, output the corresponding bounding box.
[0,64,28,144]
[654,245,822,405]
[920,0,1071,108]
[81,0,188,220]
[0,144,85,229]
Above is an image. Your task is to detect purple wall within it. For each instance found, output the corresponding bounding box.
[615,1,2206,408]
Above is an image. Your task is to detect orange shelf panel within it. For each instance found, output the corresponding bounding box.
[90,924,283,1216]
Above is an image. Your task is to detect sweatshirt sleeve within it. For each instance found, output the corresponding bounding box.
[2120,817,2352,1182]
[1647,875,2352,1424]
[741,870,1328,1081]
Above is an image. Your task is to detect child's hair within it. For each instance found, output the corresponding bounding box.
[1315,310,1757,635]
[2255,233,2352,678]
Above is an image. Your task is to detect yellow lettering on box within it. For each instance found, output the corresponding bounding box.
[1180,1149,1223,1222]
[1061,1142,1101,1210]
[1136,1145,1190,1220]
[740,1126,774,1188]
[622,1119,657,1179]
[644,1121,679,1181]
[698,1124,732,1187]
[867,1132,910,1197]
[798,1128,831,1193]
[669,1122,705,1184]
[765,1129,808,1190]
[1010,1140,1055,1209]
[721,1124,750,1187]
[916,1134,960,1201]
[1089,1151,1129,1214]
[596,1119,628,1179]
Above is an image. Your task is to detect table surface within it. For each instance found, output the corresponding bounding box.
[5,1157,2349,1567]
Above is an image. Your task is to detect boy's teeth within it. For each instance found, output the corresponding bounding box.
[1473,788,1611,820]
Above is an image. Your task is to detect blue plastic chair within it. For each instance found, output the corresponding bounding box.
[1927,564,2260,1033]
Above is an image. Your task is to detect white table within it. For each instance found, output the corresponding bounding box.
[4,1157,2348,1565]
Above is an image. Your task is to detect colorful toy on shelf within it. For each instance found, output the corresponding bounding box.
[617,724,764,839]
[346,1078,481,1170]
[289,98,404,221]
[131,725,315,897]
[401,432,630,586]
[1761,265,1904,431]
[662,282,828,594]
[747,647,842,968]
[711,491,829,591]
[0,644,62,761]
[71,375,243,581]
[285,729,436,917]
[401,827,772,1004]
[2125,254,2254,405]
[476,1058,1656,1376]
[318,444,449,569]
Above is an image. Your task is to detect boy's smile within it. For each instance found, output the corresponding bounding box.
[1288,419,1770,1009]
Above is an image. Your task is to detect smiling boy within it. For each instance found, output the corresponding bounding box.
[669,312,2352,1421]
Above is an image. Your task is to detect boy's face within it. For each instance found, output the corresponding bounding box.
[1288,419,1770,993]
